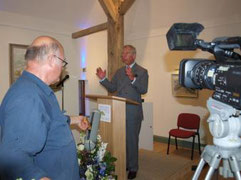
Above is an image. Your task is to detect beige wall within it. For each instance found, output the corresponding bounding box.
[1,1,241,145]
[126,17,241,144]
[77,5,241,145]
[0,11,81,141]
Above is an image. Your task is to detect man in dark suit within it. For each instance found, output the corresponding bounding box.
[96,45,148,179]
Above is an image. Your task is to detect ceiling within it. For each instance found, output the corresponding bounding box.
[0,0,106,29]
[0,0,241,32]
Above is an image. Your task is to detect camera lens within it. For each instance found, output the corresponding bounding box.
[191,61,216,90]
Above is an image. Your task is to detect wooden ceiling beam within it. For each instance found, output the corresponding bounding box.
[119,0,135,15]
[98,0,118,22]
[72,22,108,39]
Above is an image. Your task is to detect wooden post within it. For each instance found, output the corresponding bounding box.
[72,0,136,80]
[72,1,136,179]
[107,16,124,79]
[78,80,86,115]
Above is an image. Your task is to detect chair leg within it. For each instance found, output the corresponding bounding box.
[191,136,195,160]
[197,133,201,155]
[175,137,178,150]
[167,135,171,155]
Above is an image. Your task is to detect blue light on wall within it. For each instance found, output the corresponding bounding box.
[77,23,91,30]
[81,50,86,68]
[80,44,87,80]
[77,23,93,80]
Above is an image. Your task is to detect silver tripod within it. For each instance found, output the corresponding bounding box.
[192,98,241,180]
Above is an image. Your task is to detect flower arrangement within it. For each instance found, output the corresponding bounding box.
[77,132,117,180]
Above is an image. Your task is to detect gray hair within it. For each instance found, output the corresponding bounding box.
[124,45,136,55]
[25,43,60,62]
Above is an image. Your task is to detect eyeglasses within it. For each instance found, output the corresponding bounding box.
[54,55,68,67]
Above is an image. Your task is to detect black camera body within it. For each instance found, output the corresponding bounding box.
[166,23,241,110]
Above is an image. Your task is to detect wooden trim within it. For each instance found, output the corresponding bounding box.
[86,94,139,105]
[154,135,206,149]
[119,0,135,15]
[72,23,108,39]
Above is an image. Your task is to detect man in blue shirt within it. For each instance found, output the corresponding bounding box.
[0,36,88,180]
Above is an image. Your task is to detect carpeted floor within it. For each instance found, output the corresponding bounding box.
[136,149,192,180]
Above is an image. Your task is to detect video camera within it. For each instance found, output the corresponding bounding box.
[167,23,241,179]
[166,23,241,110]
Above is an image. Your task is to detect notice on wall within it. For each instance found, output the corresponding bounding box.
[98,104,111,123]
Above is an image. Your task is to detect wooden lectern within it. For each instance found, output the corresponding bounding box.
[86,94,138,180]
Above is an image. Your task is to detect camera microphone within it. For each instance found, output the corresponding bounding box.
[56,74,69,87]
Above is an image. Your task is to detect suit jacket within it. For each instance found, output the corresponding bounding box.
[100,63,148,122]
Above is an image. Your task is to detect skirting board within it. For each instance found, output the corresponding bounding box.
[154,135,206,150]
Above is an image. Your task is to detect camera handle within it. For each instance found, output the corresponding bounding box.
[192,98,241,180]
[195,39,241,62]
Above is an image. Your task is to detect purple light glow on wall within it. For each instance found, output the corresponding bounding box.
[80,40,87,80]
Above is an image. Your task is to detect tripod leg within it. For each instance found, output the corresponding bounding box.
[229,156,241,180]
[205,153,222,180]
[192,158,206,180]
[205,166,216,180]
[220,159,233,178]
[234,172,241,180]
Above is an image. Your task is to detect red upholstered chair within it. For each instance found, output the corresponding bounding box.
[167,113,201,160]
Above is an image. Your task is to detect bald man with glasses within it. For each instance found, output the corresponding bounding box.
[0,36,89,180]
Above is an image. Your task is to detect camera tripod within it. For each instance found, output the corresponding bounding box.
[192,145,241,179]
[192,98,241,180]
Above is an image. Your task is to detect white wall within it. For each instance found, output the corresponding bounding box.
[74,31,108,118]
